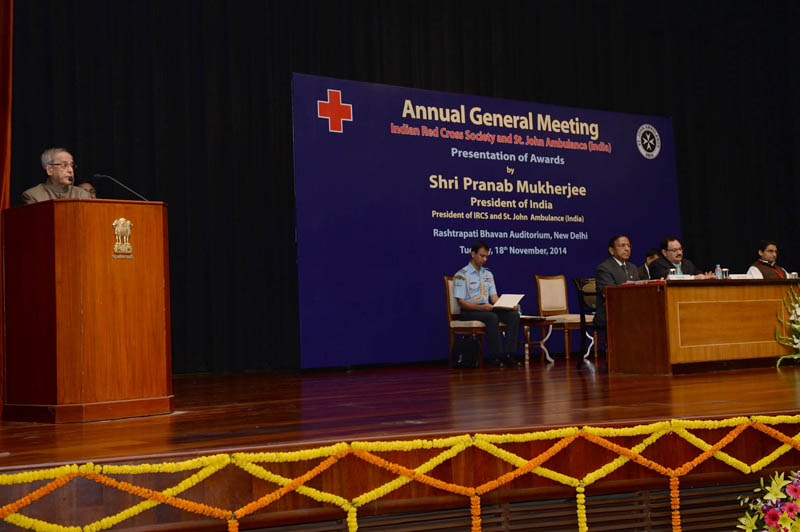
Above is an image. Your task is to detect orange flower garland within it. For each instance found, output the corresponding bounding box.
[754,422,800,449]
[234,450,348,519]
[475,435,578,495]
[82,472,231,519]
[0,473,77,519]
[470,495,481,532]
[350,449,473,496]
[672,422,750,476]
[670,476,681,531]
[3,417,800,532]
[580,432,672,476]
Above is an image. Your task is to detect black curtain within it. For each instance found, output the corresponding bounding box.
[11,1,800,373]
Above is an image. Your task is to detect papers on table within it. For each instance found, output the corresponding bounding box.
[666,273,694,280]
[493,293,524,310]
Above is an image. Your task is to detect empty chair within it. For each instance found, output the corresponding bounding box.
[573,278,600,359]
[534,274,583,357]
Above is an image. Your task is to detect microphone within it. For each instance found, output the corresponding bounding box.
[93,174,149,201]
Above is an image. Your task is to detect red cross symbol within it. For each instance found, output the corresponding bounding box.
[317,89,353,133]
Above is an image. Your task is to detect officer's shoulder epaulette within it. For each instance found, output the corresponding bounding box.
[454,274,467,280]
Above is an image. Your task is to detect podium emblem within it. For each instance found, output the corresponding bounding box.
[112,218,134,257]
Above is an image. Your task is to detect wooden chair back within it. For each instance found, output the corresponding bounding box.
[534,274,570,316]
[573,277,601,359]
[573,278,597,313]
[443,276,462,322]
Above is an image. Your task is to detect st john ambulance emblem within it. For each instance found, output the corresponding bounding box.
[112,217,134,258]
[636,124,661,159]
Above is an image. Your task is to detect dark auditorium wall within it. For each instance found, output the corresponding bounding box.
[10,1,799,373]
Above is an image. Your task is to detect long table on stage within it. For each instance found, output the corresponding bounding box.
[605,278,797,374]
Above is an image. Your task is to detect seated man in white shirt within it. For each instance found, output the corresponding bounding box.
[747,240,789,279]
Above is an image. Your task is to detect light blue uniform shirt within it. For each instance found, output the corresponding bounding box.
[453,262,497,305]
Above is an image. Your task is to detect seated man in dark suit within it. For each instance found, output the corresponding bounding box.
[649,236,713,280]
[593,234,639,329]
[637,248,661,280]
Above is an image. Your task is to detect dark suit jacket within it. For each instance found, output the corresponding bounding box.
[649,256,702,279]
[593,256,639,328]
[637,264,650,280]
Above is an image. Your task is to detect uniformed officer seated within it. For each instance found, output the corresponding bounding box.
[453,241,521,367]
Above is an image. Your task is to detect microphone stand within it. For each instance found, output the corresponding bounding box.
[93,174,149,201]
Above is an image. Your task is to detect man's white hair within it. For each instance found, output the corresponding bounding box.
[41,148,69,169]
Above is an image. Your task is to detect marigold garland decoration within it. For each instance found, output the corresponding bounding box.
[670,476,681,531]
[749,423,800,472]
[2,415,800,532]
[581,430,667,485]
[475,434,578,495]
[0,474,78,519]
[576,485,588,532]
[470,495,481,532]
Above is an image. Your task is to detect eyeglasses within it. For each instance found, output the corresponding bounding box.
[47,162,76,170]
[666,247,683,252]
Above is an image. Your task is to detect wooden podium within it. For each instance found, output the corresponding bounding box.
[605,279,795,375]
[2,199,173,422]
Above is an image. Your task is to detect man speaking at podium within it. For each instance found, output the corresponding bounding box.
[22,148,92,204]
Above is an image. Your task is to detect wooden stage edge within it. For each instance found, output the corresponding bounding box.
[2,359,800,531]
[2,396,175,424]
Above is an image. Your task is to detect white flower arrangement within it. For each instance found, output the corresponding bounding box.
[776,286,800,368]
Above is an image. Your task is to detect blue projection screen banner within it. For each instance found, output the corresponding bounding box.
[292,73,679,369]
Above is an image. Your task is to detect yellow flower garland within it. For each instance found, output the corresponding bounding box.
[472,439,581,487]
[351,434,471,450]
[232,461,351,509]
[352,442,469,506]
[3,415,800,532]
[0,465,79,486]
[475,427,579,442]
[673,427,750,473]
[576,485,587,532]
[582,420,671,436]
[581,430,667,485]
[4,513,81,532]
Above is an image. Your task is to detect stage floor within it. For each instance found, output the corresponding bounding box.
[3,358,800,471]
